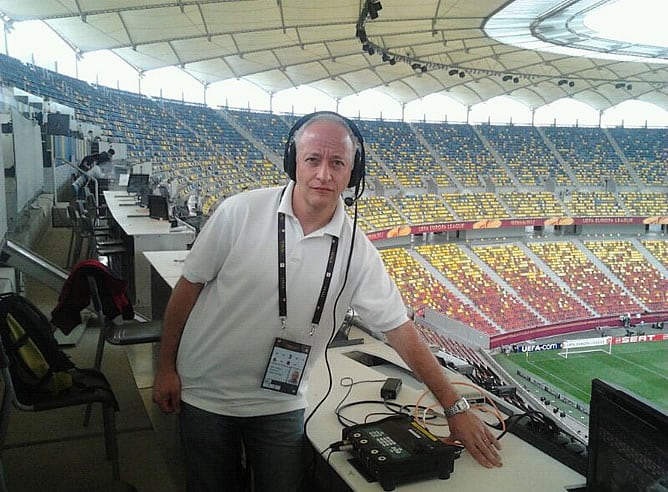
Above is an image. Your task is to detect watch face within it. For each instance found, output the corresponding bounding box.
[446,397,469,416]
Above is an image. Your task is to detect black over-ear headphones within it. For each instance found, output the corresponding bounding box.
[283,111,366,189]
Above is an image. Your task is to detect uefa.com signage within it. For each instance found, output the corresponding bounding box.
[516,343,561,353]
[366,216,668,241]
[515,333,668,353]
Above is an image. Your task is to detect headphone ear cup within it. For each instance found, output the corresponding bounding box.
[348,150,361,188]
[348,149,365,188]
[284,141,297,181]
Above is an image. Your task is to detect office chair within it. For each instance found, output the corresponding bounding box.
[83,274,162,426]
[0,334,122,482]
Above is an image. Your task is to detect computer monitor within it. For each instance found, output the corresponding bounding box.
[148,194,170,221]
[127,173,149,194]
[586,379,668,492]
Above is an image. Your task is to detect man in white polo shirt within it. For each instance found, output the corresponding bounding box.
[152,111,502,492]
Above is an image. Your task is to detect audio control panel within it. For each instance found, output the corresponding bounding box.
[342,414,460,491]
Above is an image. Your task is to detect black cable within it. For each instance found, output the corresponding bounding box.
[496,409,556,440]
[336,398,385,426]
[303,190,360,434]
[335,377,385,408]
[303,180,363,484]
[336,396,438,427]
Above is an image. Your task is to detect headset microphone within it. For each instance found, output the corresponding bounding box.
[344,176,365,207]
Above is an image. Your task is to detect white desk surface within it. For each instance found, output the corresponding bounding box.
[103,191,194,237]
[143,250,189,289]
[307,331,585,491]
[146,250,585,492]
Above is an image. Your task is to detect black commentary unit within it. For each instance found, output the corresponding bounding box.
[342,414,461,491]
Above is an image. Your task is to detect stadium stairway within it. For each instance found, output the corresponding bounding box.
[405,248,500,331]
[631,239,668,278]
[407,123,463,191]
[534,126,579,186]
[219,110,283,166]
[601,127,643,186]
[517,242,598,318]
[573,239,648,311]
[470,125,521,189]
[458,243,548,324]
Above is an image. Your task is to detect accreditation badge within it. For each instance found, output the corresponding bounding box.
[261,337,311,395]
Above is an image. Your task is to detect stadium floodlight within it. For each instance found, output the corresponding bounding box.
[368,0,382,19]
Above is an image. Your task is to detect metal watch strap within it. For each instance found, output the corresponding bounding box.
[444,397,469,417]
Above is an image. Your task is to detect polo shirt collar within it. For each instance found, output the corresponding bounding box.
[278,181,345,238]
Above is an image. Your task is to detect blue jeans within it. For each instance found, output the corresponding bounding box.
[179,402,308,492]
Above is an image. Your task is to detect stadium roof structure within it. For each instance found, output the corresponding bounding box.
[1,0,667,112]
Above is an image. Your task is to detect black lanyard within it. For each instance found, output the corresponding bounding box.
[278,212,339,335]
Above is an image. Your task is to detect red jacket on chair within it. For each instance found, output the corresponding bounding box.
[51,260,134,335]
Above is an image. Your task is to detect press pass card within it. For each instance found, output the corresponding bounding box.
[261,338,311,395]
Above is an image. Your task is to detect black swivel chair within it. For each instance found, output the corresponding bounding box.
[83,274,162,427]
[86,274,162,369]
[0,332,122,482]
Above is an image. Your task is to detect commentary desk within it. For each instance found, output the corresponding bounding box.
[305,331,585,491]
[145,250,585,491]
[103,191,195,317]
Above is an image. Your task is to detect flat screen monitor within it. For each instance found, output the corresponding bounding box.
[587,379,668,492]
[127,173,149,194]
[148,194,170,221]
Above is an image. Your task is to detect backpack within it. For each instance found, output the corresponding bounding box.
[0,293,75,399]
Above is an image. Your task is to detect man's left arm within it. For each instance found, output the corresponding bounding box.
[384,320,503,468]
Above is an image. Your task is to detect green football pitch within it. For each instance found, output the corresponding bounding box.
[494,340,668,412]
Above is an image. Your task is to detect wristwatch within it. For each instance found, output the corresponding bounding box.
[443,397,470,417]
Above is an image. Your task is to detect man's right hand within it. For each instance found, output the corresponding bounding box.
[152,369,182,414]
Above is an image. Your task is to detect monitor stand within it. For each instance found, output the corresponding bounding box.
[328,328,364,348]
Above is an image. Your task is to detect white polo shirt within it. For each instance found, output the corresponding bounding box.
[178,182,408,417]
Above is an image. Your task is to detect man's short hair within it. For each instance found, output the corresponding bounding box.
[293,112,361,157]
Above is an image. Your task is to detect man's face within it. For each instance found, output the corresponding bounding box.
[293,119,355,212]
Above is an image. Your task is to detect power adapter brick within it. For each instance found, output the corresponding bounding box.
[381,378,403,400]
